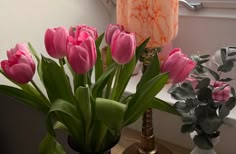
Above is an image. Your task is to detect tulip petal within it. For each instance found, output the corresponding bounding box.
[44,29,56,58]
[8,63,34,84]
[53,27,68,59]
[67,46,90,74]
[82,37,97,67]
[111,31,136,64]
[161,48,196,83]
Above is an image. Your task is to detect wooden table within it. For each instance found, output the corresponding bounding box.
[112,127,190,154]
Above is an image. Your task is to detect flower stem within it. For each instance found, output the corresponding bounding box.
[59,59,76,103]
[95,123,108,151]
[30,80,50,106]
[105,71,115,98]
[83,73,88,86]
[111,65,122,101]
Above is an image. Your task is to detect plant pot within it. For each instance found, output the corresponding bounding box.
[190,131,220,154]
[67,135,120,154]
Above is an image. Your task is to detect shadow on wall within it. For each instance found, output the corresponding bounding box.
[0,93,46,154]
[0,93,81,154]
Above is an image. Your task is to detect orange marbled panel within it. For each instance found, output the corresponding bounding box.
[117,0,179,47]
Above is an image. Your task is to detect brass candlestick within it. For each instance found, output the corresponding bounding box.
[123,48,172,154]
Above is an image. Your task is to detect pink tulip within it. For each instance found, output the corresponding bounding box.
[212,81,230,102]
[67,29,97,74]
[1,43,35,84]
[44,26,69,59]
[111,30,136,64]
[69,24,98,40]
[105,24,124,45]
[161,48,196,83]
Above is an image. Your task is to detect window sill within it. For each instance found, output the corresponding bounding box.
[125,72,236,122]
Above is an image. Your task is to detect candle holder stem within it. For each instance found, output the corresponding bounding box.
[123,48,172,154]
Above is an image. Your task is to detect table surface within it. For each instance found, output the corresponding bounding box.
[112,127,191,154]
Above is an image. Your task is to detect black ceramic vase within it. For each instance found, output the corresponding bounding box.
[67,135,120,154]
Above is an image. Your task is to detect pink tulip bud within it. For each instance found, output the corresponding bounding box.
[105,24,124,45]
[212,81,231,102]
[111,30,136,64]
[69,24,98,40]
[67,28,97,74]
[44,26,69,59]
[1,43,35,84]
[161,48,196,83]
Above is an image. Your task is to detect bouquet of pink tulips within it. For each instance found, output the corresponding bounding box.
[0,24,177,153]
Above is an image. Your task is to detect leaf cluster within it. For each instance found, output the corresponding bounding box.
[169,47,236,150]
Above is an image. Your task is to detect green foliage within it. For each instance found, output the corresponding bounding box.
[95,33,105,81]
[169,47,236,150]
[39,134,65,154]
[46,99,83,140]
[0,85,49,113]
[39,56,75,103]
[124,72,168,126]
[95,98,125,129]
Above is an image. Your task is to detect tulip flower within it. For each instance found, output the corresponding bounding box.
[212,81,230,102]
[105,24,124,45]
[67,30,97,74]
[161,48,196,83]
[1,43,35,84]
[44,26,69,59]
[69,24,98,40]
[110,30,136,64]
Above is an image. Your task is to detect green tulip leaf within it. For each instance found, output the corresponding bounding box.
[92,63,117,98]
[0,85,49,113]
[150,97,179,115]
[124,73,168,126]
[28,42,40,63]
[111,57,136,101]
[135,37,151,61]
[53,121,68,132]
[39,134,65,154]
[39,55,74,104]
[95,98,125,129]
[75,86,92,131]
[46,99,83,141]
[95,33,104,81]
[137,53,160,90]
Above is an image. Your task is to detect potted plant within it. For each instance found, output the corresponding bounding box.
[168,47,236,154]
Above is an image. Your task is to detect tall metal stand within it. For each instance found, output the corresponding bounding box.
[123,48,172,154]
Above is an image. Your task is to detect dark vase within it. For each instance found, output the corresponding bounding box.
[67,135,120,154]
